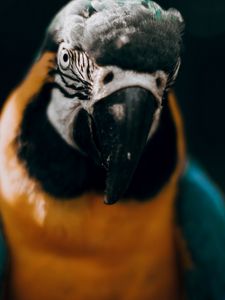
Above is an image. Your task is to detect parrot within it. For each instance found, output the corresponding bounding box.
[0,0,225,299]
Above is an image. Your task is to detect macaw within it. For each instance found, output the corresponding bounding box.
[0,0,225,299]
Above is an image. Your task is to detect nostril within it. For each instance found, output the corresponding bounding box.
[156,77,163,89]
[103,72,114,85]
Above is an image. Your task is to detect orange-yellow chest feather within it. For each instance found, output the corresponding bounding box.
[1,186,181,300]
[0,53,186,300]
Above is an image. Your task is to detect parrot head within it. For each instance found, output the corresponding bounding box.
[37,0,184,204]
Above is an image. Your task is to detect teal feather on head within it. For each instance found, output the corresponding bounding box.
[145,0,163,19]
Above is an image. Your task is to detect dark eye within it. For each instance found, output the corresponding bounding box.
[63,53,69,63]
[58,48,70,70]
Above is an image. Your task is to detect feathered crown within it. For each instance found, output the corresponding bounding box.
[89,0,183,22]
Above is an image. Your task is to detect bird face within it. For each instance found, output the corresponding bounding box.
[46,0,184,204]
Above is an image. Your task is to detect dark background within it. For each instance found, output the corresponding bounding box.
[0,0,224,192]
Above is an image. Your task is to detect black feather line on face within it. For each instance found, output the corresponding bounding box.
[52,82,89,100]
[54,66,92,101]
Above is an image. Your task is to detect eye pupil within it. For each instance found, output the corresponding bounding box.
[63,53,69,63]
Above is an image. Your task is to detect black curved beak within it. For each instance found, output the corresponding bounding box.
[74,87,156,204]
[91,87,156,204]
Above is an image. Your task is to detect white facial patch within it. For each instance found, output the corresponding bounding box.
[80,65,168,140]
[148,104,162,139]
[91,66,167,103]
[47,88,82,150]
[48,62,168,150]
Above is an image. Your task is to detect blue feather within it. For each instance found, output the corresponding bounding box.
[177,160,225,300]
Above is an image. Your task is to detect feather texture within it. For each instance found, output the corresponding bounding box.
[177,160,225,300]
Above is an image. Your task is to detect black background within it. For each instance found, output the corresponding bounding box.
[0,0,224,191]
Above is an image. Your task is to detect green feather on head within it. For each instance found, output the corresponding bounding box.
[142,0,163,19]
